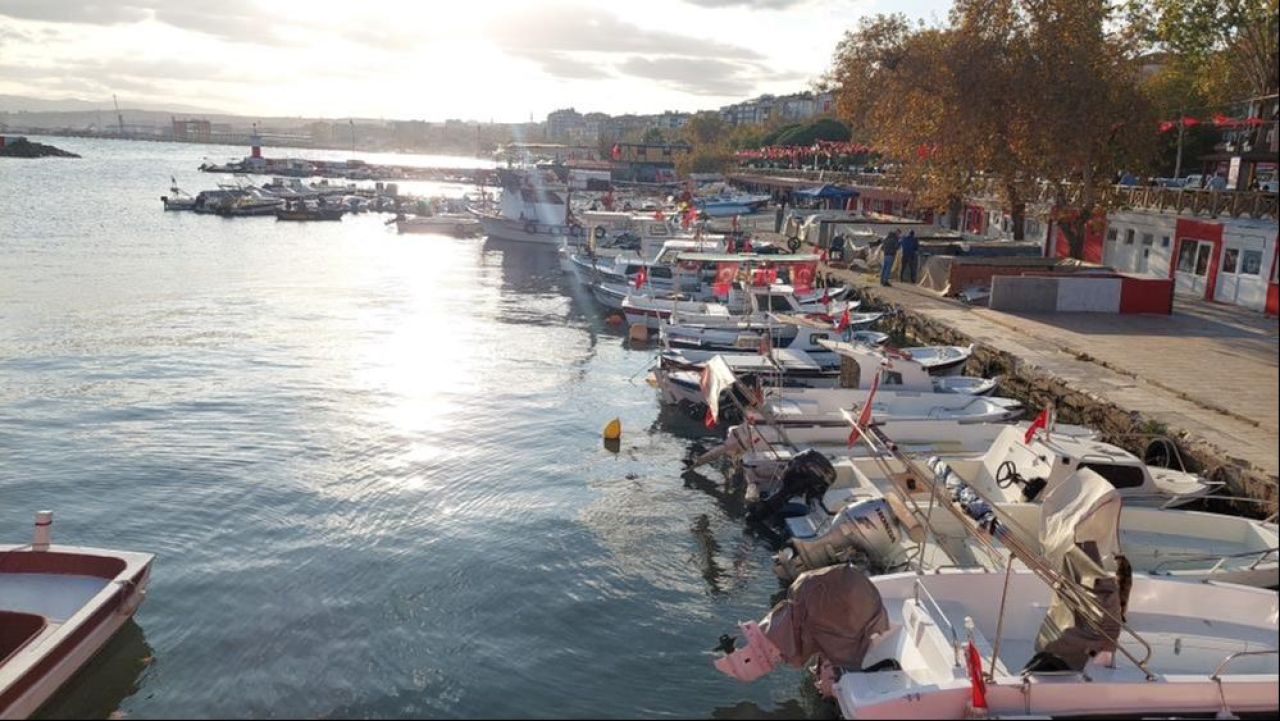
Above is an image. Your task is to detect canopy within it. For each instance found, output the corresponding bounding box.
[674,252,821,264]
[793,184,859,200]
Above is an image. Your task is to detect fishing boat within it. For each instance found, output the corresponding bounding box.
[895,344,975,377]
[622,283,867,330]
[663,316,887,357]
[159,178,196,211]
[0,512,154,719]
[471,168,580,245]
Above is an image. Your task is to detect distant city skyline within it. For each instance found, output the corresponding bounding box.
[0,0,950,123]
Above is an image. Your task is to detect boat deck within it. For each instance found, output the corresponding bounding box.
[0,573,110,622]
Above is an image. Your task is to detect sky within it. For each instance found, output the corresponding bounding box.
[0,0,950,122]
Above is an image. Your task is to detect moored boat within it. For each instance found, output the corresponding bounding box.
[0,512,154,719]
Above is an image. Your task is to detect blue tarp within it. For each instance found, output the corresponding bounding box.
[792,184,859,199]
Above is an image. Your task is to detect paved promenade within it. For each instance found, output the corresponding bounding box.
[827,266,1279,483]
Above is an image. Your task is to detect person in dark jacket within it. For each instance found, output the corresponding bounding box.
[879,230,900,286]
[899,230,918,283]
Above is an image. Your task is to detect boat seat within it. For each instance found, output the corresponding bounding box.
[0,610,47,665]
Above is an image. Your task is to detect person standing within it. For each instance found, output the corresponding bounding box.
[880,229,900,286]
[899,230,918,284]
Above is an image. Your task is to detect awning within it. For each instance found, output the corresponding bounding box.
[792,184,859,200]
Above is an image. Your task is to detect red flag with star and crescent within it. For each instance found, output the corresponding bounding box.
[847,370,880,446]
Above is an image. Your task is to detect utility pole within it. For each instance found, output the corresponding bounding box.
[1173,107,1185,180]
[349,118,356,154]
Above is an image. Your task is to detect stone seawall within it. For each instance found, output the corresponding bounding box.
[846,279,1278,518]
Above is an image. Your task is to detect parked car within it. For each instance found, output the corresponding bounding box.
[1260,179,1279,193]
[1181,173,1206,189]
[1154,177,1184,188]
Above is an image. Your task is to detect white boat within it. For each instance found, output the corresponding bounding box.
[818,339,998,395]
[694,192,771,218]
[656,351,839,407]
[896,344,975,377]
[0,512,154,719]
[762,427,1276,587]
[748,387,1024,427]
[623,285,870,331]
[396,214,481,237]
[715,565,1278,719]
[473,168,578,245]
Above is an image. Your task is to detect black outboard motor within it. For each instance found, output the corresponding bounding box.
[747,449,837,524]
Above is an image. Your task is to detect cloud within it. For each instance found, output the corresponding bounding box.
[489,5,763,63]
[517,52,614,80]
[616,57,761,96]
[683,0,809,7]
[0,1,299,46]
[0,1,150,25]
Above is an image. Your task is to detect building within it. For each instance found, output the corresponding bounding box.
[171,118,211,142]
[1049,209,1278,315]
[546,108,584,140]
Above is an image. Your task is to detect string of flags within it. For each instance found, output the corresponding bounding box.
[1157,114,1270,133]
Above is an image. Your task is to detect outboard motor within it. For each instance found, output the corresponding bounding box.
[714,564,891,697]
[773,498,903,582]
[747,449,836,523]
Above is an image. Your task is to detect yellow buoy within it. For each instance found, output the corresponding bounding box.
[603,417,622,441]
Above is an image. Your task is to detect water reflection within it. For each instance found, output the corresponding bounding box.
[35,620,153,720]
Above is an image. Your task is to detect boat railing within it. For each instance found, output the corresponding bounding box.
[1147,546,1279,574]
[911,575,961,667]
[851,418,1158,679]
[1210,649,1279,680]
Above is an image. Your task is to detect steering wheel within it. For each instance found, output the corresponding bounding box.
[995,460,1022,489]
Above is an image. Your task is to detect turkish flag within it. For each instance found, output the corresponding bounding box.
[792,262,816,292]
[633,266,647,290]
[1023,407,1050,444]
[611,143,621,160]
[751,267,777,286]
[847,370,880,446]
[836,307,851,331]
[714,262,738,286]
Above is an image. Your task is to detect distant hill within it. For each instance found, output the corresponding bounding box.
[0,94,228,115]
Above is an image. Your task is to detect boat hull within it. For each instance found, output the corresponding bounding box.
[476,215,568,245]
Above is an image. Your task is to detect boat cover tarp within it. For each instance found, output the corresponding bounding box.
[1033,468,1125,670]
[701,356,738,423]
[918,255,954,294]
[759,564,888,669]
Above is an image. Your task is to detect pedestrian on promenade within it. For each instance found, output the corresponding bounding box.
[879,230,900,286]
[899,230,918,284]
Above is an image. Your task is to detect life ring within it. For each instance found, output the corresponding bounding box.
[787,237,802,252]
[569,224,584,238]
[524,221,538,236]
[593,226,607,240]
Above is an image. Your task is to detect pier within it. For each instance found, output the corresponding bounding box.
[822,262,1279,515]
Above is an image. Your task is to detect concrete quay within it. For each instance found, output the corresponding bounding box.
[824,264,1279,515]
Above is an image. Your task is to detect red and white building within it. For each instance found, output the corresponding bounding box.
[1049,211,1279,315]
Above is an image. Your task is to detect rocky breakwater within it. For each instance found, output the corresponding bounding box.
[0,137,81,158]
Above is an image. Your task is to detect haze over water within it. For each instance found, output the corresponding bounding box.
[0,137,822,718]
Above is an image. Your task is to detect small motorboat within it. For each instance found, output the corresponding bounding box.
[275,206,344,222]
[395,214,481,236]
[0,512,154,718]
[895,343,975,376]
[748,387,1024,427]
[714,565,1278,719]
[818,339,998,395]
[160,180,196,211]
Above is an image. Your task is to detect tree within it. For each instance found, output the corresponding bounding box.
[1129,0,1278,100]
[641,127,666,145]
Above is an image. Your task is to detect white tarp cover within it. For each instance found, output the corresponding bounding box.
[1039,468,1123,567]
[701,355,738,424]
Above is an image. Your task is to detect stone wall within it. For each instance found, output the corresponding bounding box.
[853,283,1277,518]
